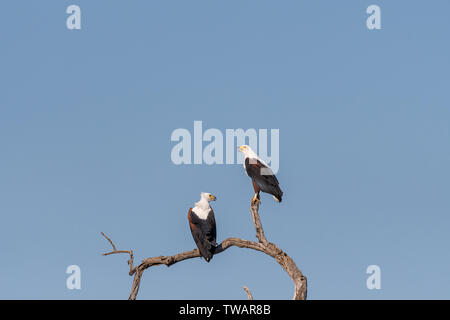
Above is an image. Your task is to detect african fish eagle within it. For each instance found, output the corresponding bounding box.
[238,145,283,204]
[188,192,218,262]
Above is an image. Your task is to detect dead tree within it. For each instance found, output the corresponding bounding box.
[102,200,307,300]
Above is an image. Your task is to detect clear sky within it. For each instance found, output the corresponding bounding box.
[1,1,449,299]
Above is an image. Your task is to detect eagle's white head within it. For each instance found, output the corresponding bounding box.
[194,192,216,216]
[200,192,216,202]
[238,145,259,159]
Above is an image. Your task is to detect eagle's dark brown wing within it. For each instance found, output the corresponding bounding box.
[245,158,283,202]
[188,208,217,262]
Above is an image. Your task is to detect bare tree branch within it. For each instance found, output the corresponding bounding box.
[243,286,254,300]
[250,200,268,245]
[101,232,135,275]
[102,200,307,300]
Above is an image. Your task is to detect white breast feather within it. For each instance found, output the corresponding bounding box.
[192,206,210,220]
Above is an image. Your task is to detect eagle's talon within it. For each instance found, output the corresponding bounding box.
[251,194,261,205]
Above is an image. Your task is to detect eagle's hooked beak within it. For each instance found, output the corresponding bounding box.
[209,194,217,201]
[238,145,245,152]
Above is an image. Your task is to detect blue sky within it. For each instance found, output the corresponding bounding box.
[0,0,449,299]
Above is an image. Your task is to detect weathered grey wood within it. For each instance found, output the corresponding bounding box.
[102,200,307,300]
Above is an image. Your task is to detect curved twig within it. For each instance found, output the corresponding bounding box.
[101,232,135,275]
[243,286,254,300]
[102,200,307,300]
